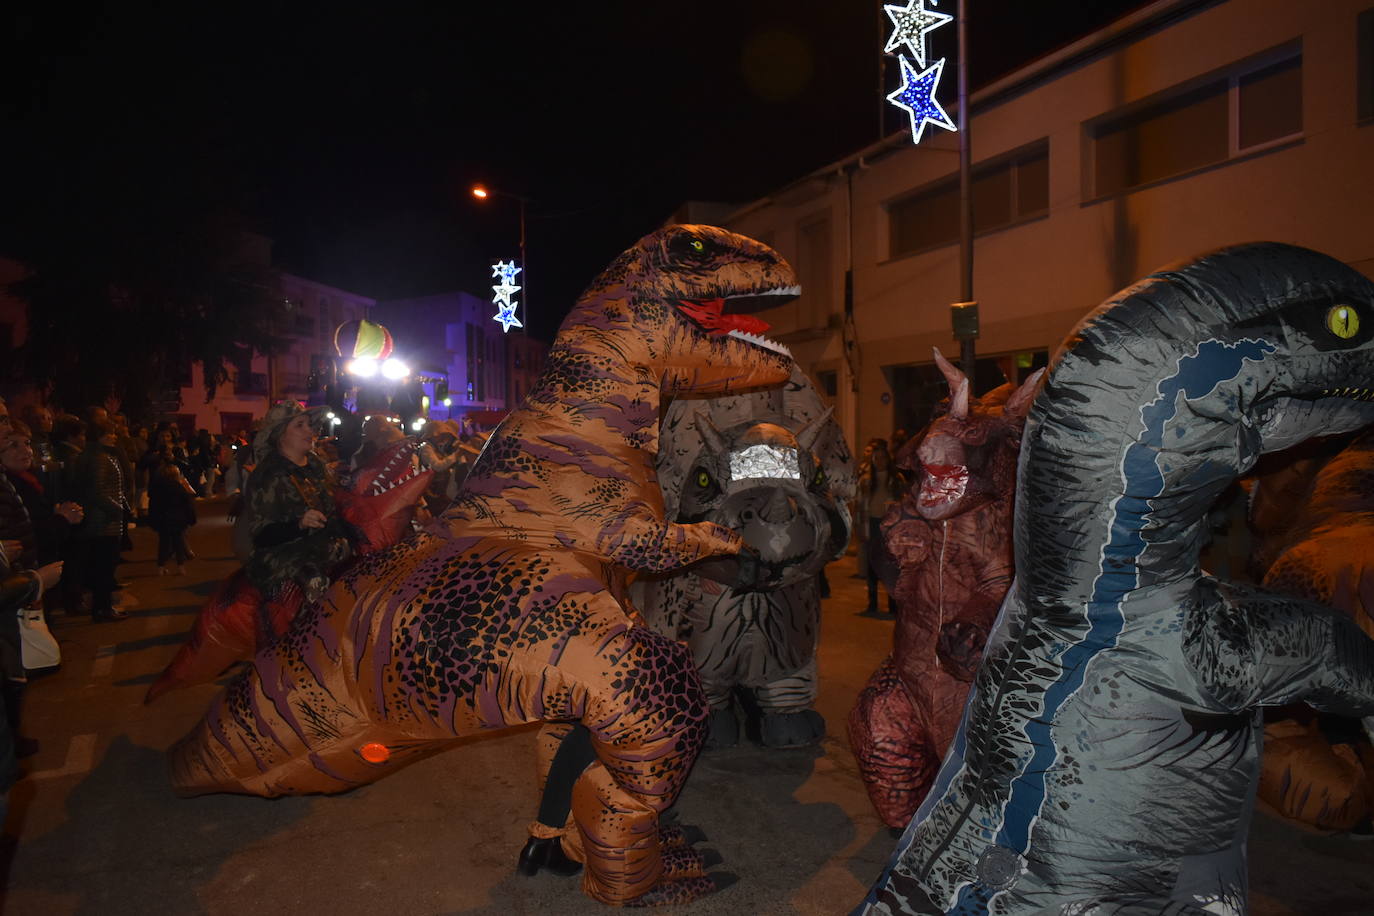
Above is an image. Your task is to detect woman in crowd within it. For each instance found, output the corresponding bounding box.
[147,462,197,576]
[856,438,904,616]
[71,418,129,622]
[242,402,352,603]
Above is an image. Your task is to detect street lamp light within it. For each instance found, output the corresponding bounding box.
[471,183,529,332]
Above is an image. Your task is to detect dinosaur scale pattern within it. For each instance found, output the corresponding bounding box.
[858,243,1374,915]
[170,225,798,906]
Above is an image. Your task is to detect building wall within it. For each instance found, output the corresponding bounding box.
[176,272,373,434]
[713,0,1374,454]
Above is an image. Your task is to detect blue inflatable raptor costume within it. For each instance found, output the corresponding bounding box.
[858,243,1374,915]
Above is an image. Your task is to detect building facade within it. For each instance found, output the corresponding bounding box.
[172,272,374,436]
[706,0,1374,453]
[373,290,547,429]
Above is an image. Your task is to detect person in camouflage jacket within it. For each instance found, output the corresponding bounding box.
[242,403,352,603]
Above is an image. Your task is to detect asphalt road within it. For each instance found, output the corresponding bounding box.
[1,500,1370,914]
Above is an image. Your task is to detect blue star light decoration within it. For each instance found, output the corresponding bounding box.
[491,260,524,332]
[887,56,956,144]
[883,0,951,67]
[492,260,522,284]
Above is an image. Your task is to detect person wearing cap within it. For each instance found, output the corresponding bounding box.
[242,402,352,604]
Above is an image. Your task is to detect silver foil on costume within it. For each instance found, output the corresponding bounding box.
[729,444,801,481]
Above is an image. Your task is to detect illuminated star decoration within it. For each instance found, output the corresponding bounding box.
[491,260,522,283]
[887,56,956,144]
[883,0,952,67]
[491,262,524,332]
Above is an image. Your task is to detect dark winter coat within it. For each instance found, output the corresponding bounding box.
[5,469,71,566]
[147,475,197,534]
[71,445,126,539]
[0,474,35,568]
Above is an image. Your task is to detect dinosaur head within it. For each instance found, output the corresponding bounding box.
[564,224,796,397]
[335,437,434,554]
[905,349,1041,521]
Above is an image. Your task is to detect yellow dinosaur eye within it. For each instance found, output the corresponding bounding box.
[696,470,711,488]
[813,467,825,486]
[1326,304,1360,339]
[690,239,705,253]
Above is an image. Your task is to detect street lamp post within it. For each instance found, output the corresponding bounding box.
[471,184,529,333]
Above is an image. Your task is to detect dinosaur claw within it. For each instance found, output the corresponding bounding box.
[699,847,724,868]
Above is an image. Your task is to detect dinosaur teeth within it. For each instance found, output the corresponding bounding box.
[726,328,793,358]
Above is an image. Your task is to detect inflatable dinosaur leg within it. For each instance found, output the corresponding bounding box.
[753,658,824,748]
[847,656,937,829]
[557,624,713,904]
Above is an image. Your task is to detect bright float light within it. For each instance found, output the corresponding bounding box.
[442,397,452,407]
[381,358,410,380]
[348,358,378,377]
[411,418,425,432]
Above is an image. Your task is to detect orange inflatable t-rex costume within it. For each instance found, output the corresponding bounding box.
[169,225,797,906]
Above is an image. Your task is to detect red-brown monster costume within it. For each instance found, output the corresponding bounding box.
[848,350,1040,829]
[168,225,797,906]
[145,437,433,701]
[1250,428,1374,830]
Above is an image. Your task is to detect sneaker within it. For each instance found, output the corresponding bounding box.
[158,566,170,576]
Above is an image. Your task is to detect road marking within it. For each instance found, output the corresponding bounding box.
[28,733,96,780]
[90,644,116,678]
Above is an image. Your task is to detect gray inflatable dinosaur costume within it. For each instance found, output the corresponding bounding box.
[857,243,1374,915]
[640,367,854,747]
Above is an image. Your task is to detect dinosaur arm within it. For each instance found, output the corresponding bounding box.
[1184,583,1374,716]
[596,506,742,574]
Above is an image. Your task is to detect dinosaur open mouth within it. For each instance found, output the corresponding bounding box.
[366,447,425,496]
[676,287,798,358]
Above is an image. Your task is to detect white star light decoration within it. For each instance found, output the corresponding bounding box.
[883,0,956,145]
[491,260,524,332]
[883,0,951,67]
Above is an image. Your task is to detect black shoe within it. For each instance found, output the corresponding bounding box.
[516,836,582,877]
[14,737,38,758]
[92,608,129,622]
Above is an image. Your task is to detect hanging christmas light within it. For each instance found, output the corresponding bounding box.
[491,262,524,333]
[883,0,956,144]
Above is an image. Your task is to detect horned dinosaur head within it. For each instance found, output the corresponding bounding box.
[334,437,433,554]
[902,348,1041,521]
[561,224,796,397]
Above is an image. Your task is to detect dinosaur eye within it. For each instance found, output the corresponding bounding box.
[689,239,705,253]
[695,469,713,488]
[1326,304,1361,339]
[812,467,826,487]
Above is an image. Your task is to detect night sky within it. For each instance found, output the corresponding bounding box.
[5,1,1148,342]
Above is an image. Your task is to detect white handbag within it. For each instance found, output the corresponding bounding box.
[18,606,61,672]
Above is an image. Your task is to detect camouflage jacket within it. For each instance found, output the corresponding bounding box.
[242,451,351,598]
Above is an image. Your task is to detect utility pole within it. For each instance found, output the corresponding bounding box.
[953,0,979,379]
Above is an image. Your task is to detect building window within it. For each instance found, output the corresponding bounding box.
[817,369,838,398]
[1359,8,1374,123]
[1090,45,1302,197]
[888,140,1049,258]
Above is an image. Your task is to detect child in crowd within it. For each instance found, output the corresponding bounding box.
[147,463,197,575]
